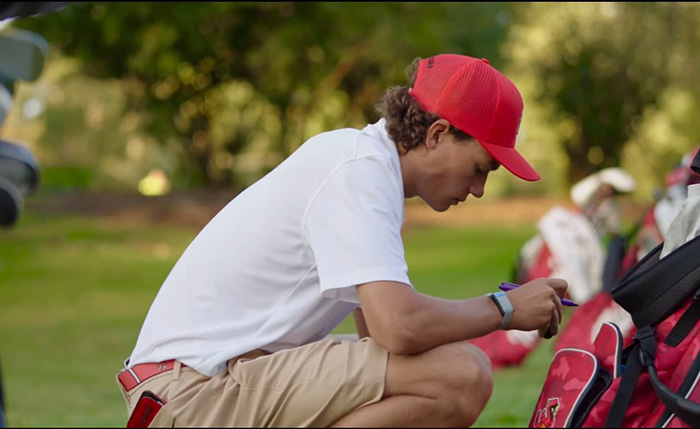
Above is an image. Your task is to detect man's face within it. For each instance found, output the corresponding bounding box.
[417,131,500,212]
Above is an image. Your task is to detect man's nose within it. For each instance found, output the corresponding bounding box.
[470,178,486,198]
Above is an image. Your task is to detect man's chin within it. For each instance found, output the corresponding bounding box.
[427,201,451,212]
[418,196,452,212]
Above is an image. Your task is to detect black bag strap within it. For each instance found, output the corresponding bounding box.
[648,364,700,427]
[602,234,628,293]
[606,327,657,427]
[654,341,700,426]
[665,291,700,347]
[609,325,700,427]
[605,341,644,427]
[635,327,700,427]
[612,235,700,327]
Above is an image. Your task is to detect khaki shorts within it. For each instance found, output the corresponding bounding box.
[116,337,389,427]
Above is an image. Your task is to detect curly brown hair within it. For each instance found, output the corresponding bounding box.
[375,57,473,153]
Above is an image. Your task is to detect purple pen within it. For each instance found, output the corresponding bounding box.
[499,282,579,307]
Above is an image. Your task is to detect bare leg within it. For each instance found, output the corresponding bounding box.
[331,342,493,428]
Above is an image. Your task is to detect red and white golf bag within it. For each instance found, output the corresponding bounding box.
[529,234,700,428]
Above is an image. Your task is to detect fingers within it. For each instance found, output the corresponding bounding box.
[548,278,569,297]
[541,305,560,339]
[553,291,563,327]
[551,306,560,335]
[523,277,568,297]
[535,291,562,340]
[510,277,570,336]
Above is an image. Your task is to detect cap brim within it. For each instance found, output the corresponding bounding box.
[478,141,540,182]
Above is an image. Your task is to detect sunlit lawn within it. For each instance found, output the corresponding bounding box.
[0,208,555,427]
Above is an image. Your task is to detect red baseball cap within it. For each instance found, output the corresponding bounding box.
[410,54,540,181]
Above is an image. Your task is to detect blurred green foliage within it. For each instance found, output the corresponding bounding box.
[39,166,94,190]
[5,2,700,198]
[10,2,514,190]
[504,3,700,191]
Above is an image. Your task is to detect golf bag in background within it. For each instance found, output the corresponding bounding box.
[553,146,700,356]
[529,234,700,428]
[469,204,609,369]
[551,214,654,354]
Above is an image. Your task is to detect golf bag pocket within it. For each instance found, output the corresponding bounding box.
[529,322,620,428]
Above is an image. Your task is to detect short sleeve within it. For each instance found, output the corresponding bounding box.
[305,156,412,304]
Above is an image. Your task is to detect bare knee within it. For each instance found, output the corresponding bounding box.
[405,342,493,426]
[439,343,493,425]
[385,341,494,426]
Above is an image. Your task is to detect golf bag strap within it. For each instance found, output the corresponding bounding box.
[641,323,700,427]
[648,363,700,427]
[608,325,700,427]
[640,325,700,428]
[602,234,628,293]
[665,292,700,347]
[605,342,644,427]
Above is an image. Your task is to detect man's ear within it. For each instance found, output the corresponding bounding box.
[425,119,451,149]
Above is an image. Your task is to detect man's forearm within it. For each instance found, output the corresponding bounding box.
[357,282,503,355]
[353,308,371,338]
[399,293,503,352]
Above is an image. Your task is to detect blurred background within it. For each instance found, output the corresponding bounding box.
[1,2,700,427]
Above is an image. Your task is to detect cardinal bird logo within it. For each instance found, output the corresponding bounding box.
[534,397,561,428]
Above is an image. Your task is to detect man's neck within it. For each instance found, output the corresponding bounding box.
[397,145,421,199]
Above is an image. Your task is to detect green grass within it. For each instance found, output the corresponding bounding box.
[389,225,557,428]
[0,211,555,427]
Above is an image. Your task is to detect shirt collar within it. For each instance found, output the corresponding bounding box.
[365,118,405,201]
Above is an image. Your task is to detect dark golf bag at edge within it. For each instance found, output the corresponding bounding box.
[529,233,700,428]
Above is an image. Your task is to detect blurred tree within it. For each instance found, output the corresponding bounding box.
[12,2,513,190]
[504,2,700,186]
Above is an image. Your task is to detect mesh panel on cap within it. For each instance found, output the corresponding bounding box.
[413,55,523,150]
[437,63,497,139]
[416,59,465,112]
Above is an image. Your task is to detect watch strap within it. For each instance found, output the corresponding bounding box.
[489,291,514,330]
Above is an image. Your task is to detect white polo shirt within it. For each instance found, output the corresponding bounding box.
[127,119,413,376]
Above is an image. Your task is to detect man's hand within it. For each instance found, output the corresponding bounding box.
[503,278,568,338]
